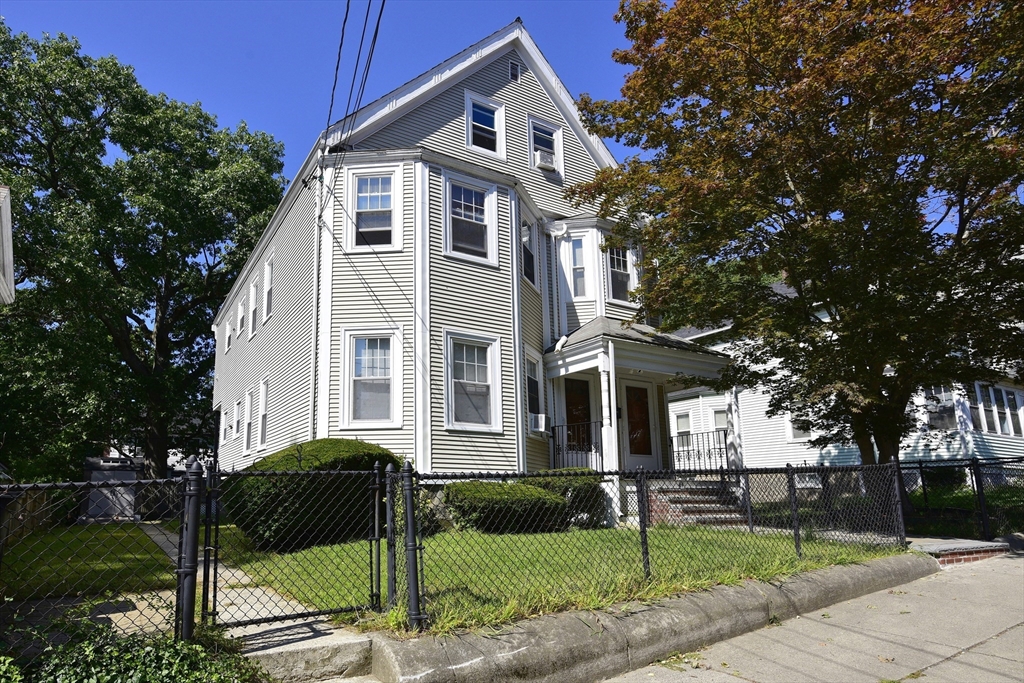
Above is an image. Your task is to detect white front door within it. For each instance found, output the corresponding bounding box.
[619,380,659,470]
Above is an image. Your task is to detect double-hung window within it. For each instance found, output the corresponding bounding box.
[447,330,501,431]
[923,385,958,431]
[355,176,393,246]
[222,408,230,443]
[233,400,242,440]
[249,279,260,337]
[571,238,586,297]
[237,299,246,342]
[445,172,497,265]
[258,379,269,448]
[225,317,233,351]
[263,257,274,320]
[243,389,255,453]
[676,413,692,450]
[608,247,631,302]
[528,117,560,173]
[465,91,505,158]
[353,337,392,421]
[521,220,536,285]
[526,357,541,415]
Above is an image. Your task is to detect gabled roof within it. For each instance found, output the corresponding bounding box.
[545,316,729,357]
[325,19,617,170]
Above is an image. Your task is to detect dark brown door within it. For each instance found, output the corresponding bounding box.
[564,378,592,425]
[625,385,653,456]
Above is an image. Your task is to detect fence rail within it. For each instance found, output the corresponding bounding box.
[550,421,603,470]
[672,429,728,470]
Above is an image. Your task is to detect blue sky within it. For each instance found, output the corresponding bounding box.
[1,0,633,180]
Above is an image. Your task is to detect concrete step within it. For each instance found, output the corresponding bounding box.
[236,619,372,682]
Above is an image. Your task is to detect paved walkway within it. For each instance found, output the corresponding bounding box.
[606,554,1024,683]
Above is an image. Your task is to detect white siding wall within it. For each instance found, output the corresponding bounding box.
[213,185,317,471]
[327,162,417,460]
[427,166,518,472]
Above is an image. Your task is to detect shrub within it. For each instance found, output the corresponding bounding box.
[27,624,268,683]
[0,656,24,683]
[444,481,567,534]
[222,439,400,552]
[525,468,608,529]
[921,465,968,492]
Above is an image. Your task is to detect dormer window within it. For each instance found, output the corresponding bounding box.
[465,91,505,158]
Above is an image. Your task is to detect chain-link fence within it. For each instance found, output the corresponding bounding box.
[201,467,382,628]
[0,478,184,664]
[397,462,903,632]
[901,457,1024,540]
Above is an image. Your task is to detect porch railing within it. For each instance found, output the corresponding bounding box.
[551,421,603,470]
[673,429,728,470]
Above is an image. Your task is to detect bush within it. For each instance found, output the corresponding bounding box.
[922,465,968,492]
[222,439,400,552]
[21,624,268,683]
[0,656,24,683]
[444,481,567,534]
[525,468,607,529]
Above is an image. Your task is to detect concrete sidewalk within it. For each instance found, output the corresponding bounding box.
[606,554,1024,683]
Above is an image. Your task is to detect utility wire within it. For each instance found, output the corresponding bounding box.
[321,0,353,159]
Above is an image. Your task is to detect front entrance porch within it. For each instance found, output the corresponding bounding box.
[543,317,729,472]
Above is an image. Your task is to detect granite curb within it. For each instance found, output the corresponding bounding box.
[369,553,940,683]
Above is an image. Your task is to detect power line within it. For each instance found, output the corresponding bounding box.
[321,0,353,157]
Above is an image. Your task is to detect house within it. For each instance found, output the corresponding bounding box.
[666,326,1024,470]
[211,21,729,473]
[0,185,13,305]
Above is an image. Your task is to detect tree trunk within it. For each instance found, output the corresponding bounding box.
[851,412,877,465]
[144,415,169,479]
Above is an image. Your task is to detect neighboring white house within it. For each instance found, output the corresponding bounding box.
[212,21,729,473]
[0,185,13,305]
[667,326,1024,469]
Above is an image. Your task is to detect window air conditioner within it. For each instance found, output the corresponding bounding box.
[529,413,549,433]
[534,149,557,172]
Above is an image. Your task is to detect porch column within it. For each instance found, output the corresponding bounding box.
[726,387,744,468]
[600,341,619,471]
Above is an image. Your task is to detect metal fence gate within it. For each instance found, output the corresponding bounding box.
[200,465,384,628]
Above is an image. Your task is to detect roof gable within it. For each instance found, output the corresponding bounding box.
[327,20,616,170]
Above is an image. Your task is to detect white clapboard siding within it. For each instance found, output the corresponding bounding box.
[356,48,601,219]
[327,162,417,460]
[605,301,637,324]
[971,433,1024,459]
[214,184,317,471]
[426,166,518,472]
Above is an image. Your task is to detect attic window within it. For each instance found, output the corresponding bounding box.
[509,61,521,82]
[464,90,505,158]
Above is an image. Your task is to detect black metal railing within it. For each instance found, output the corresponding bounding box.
[672,429,728,470]
[551,421,603,469]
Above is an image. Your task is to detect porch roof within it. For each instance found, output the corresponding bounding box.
[544,316,729,358]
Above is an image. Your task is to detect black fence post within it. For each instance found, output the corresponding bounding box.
[891,462,907,547]
[176,456,203,641]
[385,463,397,609]
[918,461,928,509]
[200,463,214,626]
[636,469,651,582]
[371,462,382,611]
[401,462,424,629]
[971,458,992,541]
[786,464,802,558]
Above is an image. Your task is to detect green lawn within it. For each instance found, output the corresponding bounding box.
[1,524,176,601]
[216,523,902,634]
[906,484,1024,538]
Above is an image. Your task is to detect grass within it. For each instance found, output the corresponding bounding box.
[905,483,1024,538]
[1,524,176,601]
[215,522,902,635]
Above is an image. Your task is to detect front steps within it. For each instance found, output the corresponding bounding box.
[647,478,747,527]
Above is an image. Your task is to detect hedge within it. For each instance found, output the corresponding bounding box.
[525,468,607,529]
[921,465,968,491]
[222,439,400,552]
[444,481,567,534]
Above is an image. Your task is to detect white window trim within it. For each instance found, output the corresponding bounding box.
[674,411,692,435]
[525,347,545,440]
[442,169,499,267]
[972,382,1023,437]
[604,241,639,307]
[444,327,503,433]
[339,326,404,430]
[526,114,564,176]
[248,279,259,339]
[344,163,405,253]
[236,298,246,343]
[262,253,274,324]
[464,90,506,160]
[220,405,229,444]
[786,412,813,442]
[225,315,233,352]
[711,408,729,434]
[258,377,269,449]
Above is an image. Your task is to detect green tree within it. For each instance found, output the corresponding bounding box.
[572,0,1024,464]
[0,23,285,479]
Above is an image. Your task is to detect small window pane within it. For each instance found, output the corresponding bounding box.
[676,414,690,433]
[354,379,391,420]
[714,410,727,431]
[454,381,490,424]
[532,125,555,153]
